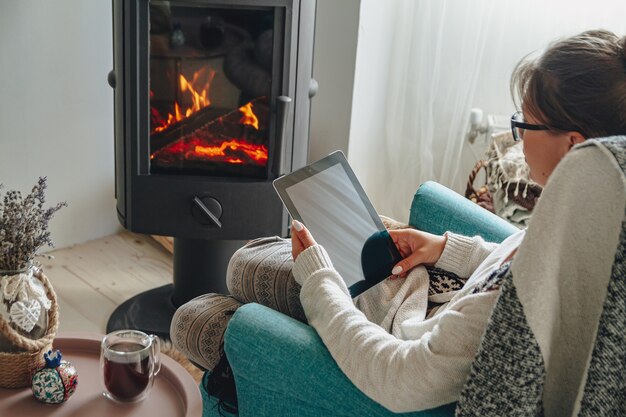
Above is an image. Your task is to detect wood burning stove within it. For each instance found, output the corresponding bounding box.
[107,0,317,337]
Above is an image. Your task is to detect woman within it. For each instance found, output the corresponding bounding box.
[454,31,626,416]
[171,29,626,414]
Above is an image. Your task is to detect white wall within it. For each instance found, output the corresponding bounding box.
[0,1,119,250]
[347,0,396,196]
[309,0,360,162]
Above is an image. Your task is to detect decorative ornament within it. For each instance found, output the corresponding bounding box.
[9,300,40,332]
[31,350,78,404]
[1,267,51,333]
[2,268,51,309]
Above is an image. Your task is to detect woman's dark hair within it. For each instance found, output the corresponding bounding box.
[511,29,626,139]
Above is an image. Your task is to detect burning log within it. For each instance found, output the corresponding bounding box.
[149,96,270,174]
[150,96,269,154]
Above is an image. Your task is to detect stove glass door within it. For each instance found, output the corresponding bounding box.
[149,1,274,178]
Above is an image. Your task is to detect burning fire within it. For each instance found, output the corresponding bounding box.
[239,102,259,130]
[195,139,267,164]
[150,68,269,169]
[152,69,216,133]
[151,137,268,166]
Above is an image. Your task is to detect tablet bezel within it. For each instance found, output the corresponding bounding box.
[273,150,388,234]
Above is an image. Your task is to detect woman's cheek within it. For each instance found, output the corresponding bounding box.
[522,140,546,185]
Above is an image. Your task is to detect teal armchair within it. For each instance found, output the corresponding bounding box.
[201,181,518,416]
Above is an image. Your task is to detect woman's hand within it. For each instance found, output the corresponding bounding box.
[388,229,447,278]
[291,220,317,261]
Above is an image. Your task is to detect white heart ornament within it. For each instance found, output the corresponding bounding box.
[10,300,41,332]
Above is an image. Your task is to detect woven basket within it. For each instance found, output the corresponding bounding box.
[0,270,59,388]
[464,160,495,213]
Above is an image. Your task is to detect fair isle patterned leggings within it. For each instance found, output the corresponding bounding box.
[170,223,466,372]
[170,237,305,371]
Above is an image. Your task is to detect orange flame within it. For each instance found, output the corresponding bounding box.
[238,102,259,130]
[194,139,268,164]
[153,69,216,133]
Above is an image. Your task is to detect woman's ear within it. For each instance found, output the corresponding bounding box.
[568,131,586,148]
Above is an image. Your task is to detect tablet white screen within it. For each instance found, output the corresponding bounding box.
[285,163,379,287]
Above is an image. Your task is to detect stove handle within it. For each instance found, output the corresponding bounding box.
[192,196,222,228]
[275,95,292,175]
[107,70,116,88]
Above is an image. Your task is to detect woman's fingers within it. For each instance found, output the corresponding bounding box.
[388,229,406,244]
[291,230,304,260]
[391,251,423,278]
[292,220,316,247]
[291,220,316,261]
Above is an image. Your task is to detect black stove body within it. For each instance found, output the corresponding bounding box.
[108,0,317,337]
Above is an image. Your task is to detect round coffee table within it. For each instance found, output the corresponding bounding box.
[0,333,202,417]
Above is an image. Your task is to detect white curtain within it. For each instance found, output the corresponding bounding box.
[348,0,626,222]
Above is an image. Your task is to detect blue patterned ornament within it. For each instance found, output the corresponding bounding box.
[31,350,78,404]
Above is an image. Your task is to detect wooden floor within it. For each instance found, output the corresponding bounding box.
[40,231,173,334]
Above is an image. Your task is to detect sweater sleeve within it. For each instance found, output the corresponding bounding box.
[434,232,498,278]
[293,245,497,413]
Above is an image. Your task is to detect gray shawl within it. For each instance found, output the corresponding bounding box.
[456,136,626,417]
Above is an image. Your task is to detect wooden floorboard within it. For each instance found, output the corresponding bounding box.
[40,231,173,335]
[55,293,101,333]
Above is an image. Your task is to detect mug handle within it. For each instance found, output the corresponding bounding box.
[150,335,162,376]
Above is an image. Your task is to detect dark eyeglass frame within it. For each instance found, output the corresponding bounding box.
[510,111,549,141]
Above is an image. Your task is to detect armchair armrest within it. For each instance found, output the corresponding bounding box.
[409,181,517,243]
[225,303,457,417]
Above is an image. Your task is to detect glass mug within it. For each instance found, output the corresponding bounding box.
[100,330,161,402]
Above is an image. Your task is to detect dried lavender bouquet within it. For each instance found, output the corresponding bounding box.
[0,177,67,272]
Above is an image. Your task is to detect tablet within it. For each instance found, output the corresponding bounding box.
[273,151,402,296]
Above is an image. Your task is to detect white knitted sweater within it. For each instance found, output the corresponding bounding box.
[292,228,526,413]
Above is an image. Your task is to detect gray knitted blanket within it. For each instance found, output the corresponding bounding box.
[456,136,626,417]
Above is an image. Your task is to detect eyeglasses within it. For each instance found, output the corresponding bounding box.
[510,111,549,141]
